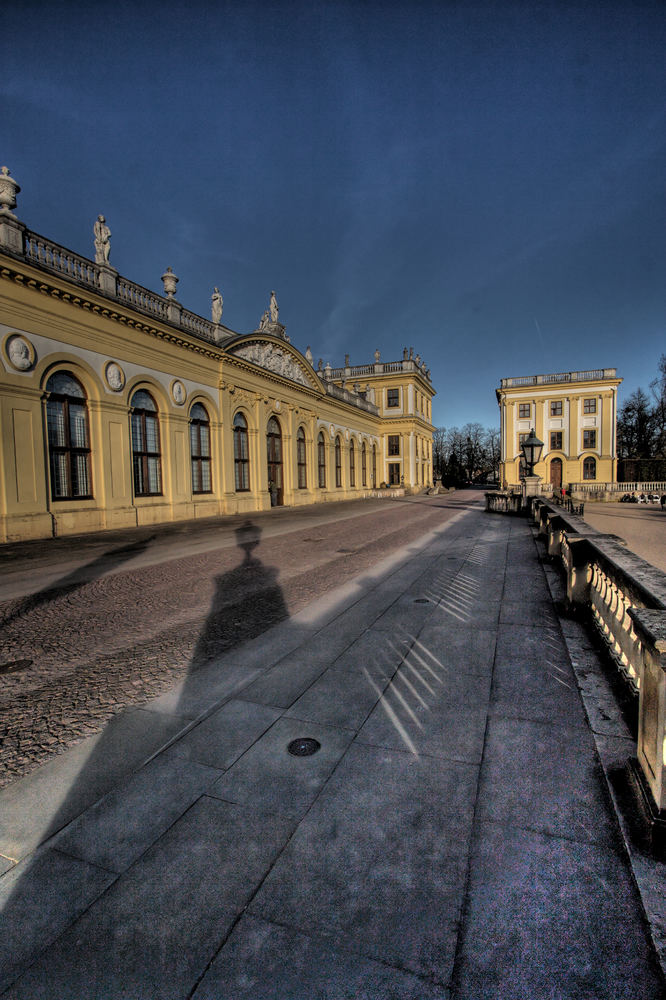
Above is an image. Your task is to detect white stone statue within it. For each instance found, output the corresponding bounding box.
[259,310,270,331]
[211,287,223,324]
[7,336,32,370]
[269,290,279,323]
[374,348,381,363]
[305,346,313,364]
[94,215,111,264]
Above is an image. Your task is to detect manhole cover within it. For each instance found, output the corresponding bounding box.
[0,659,33,675]
[287,738,321,757]
[414,598,430,604]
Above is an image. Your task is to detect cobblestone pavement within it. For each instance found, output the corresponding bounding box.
[0,494,477,785]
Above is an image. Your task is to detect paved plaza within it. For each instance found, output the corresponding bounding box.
[582,501,666,574]
[0,495,664,998]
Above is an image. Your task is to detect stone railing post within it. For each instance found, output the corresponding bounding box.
[630,609,666,821]
[98,263,118,296]
[546,512,566,559]
[537,504,549,538]
[561,535,593,609]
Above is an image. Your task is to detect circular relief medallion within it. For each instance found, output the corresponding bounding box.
[329,423,335,438]
[4,334,34,371]
[345,429,350,441]
[171,380,186,405]
[105,361,125,391]
[274,399,281,411]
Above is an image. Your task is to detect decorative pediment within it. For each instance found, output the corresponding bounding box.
[229,339,318,389]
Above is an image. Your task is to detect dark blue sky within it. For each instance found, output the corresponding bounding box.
[3,1,665,427]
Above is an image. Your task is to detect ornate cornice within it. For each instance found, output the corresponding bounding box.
[0,261,225,361]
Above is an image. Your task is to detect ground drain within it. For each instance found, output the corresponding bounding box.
[414,598,430,604]
[287,738,321,757]
[0,659,33,675]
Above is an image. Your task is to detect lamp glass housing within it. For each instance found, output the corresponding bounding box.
[521,428,544,475]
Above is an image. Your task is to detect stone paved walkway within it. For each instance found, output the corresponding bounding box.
[0,501,663,998]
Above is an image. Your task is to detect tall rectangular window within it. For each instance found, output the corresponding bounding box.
[318,432,326,488]
[550,401,562,416]
[388,434,400,456]
[583,430,596,449]
[190,403,212,494]
[297,427,307,489]
[386,388,399,408]
[519,403,531,419]
[45,371,92,500]
[233,413,250,491]
[550,431,563,450]
[131,389,162,497]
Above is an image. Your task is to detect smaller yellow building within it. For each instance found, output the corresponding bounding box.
[496,369,622,490]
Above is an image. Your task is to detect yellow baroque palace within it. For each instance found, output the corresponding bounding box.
[0,169,435,543]
[496,369,622,490]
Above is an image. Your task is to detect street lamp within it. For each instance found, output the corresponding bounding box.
[520,428,544,476]
[520,428,544,504]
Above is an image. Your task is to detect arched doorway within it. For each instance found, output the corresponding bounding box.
[550,457,562,491]
[267,416,283,506]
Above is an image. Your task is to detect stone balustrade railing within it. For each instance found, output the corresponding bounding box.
[24,230,100,287]
[485,491,522,513]
[116,276,170,320]
[530,497,666,822]
[500,368,617,388]
[179,306,218,341]
[570,482,666,495]
[15,228,223,346]
[325,381,378,414]
[327,359,432,382]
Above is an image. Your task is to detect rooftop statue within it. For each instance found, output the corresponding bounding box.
[93,215,111,264]
[211,287,223,325]
[270,290,279,323]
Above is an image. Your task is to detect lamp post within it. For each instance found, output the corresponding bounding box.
[520,428,544,504]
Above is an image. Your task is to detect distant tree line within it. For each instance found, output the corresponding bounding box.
[432,424,500,486]
[617,354,666,481]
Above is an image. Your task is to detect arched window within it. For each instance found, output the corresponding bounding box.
[297,427,307,489]
[361,442,367,487]
[372,444,377,486]
[335,436,342,487]
[131,389,162,496]
[45,371,92,500]
[190,402,211,494]
[317,431,326,488]
[267,416,283,506]
[583,456,596,481]
[234,412,250,491]
[349,439,356,488]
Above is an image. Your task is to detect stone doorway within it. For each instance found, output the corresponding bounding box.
[550,457,562,491]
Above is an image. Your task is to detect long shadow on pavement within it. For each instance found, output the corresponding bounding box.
[0,519,290,997]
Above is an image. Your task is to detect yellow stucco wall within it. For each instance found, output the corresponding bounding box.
[0,250,435,542]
